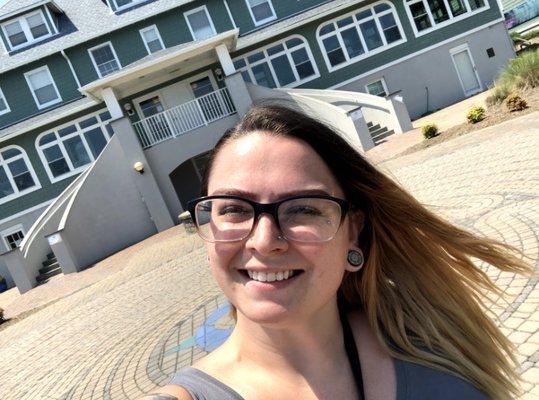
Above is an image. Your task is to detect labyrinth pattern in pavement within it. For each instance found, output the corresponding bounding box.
[0,113,537,399]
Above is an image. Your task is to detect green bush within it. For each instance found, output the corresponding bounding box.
[489,49,539,103]
[0,275,5,284]
[510,31,523,43]
[505,94,528,111]
[521,30,539,41]
[466,106,486,124]
[421,123,438,139]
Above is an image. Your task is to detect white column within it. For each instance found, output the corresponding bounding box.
[101,87,124,120]
[215,44,236,76]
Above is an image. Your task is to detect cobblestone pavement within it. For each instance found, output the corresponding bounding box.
[0,112,537,399]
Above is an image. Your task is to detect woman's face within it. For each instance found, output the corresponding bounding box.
[206,132,360,325]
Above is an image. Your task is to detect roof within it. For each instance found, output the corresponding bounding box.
[0,1,63,23]
[0,0,196,74]
[0,97,98,143]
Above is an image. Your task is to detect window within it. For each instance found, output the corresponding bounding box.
[245,0,277,26]
[112,0,147,11]
[36,110,114,182]
[1,9,53,51]
[0,146,40,204]
[185,6,216,41]
[405,0,488,35]
[317,2,405,72]
[0,86,10,116]
[24,66,62,109]
[140,25,164,54]
[2,225,25,250]
[233,36,319,89]
[365,79,388,97]
[89,42,121,78]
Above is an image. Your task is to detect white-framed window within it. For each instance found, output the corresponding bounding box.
[139,25,164,54]
[1,9,53,51]
[0,146,41,205]
[245,0,277,26]
[1,224,25,250]
[0,86,10,116]
[317,1,406,72]
[405,0,489,36]
[184,6,217,41]
[24,66,62,109]
[88,42,121,78]
[365,78,388,97]
[36,110,114,183]
[233,35,320,88]
[112,0,147,11]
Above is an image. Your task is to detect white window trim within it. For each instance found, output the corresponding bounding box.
[365,77,389,96]
[139,25,165,54]
[0,86,10,116]
[233,34,320,89]
[88,41,122,78]
[112,0,147,12]
[316,0,407,74]
[449,43,483,96]
[245,0,277,26]
[404,0,490,37]
[35,109,113,184]
[184,5,217,41]
[1,224,25,251]
[0,9,53,52]
[24,65,62,110]
[0,145,42,206]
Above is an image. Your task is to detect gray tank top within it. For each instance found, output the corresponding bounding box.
[169,360,489,399]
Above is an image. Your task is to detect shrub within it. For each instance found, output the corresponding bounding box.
[510,31,523,43]
[422,123,438,139]
[489,49,539,103]
[505,94,528,111]
[521,30,539,41]
[466,106,486,124]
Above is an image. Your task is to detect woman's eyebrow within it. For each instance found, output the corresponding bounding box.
[209,188,332,198]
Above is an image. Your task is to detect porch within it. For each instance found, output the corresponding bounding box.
[132,87,236,149]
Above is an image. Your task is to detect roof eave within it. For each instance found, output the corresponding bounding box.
[80,29,239,100]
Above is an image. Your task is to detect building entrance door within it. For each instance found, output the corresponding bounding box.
[190,76,222,122]
[138,96,172,140]
[450,45,482,97]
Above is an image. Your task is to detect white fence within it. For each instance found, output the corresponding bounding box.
[133,87,236,148]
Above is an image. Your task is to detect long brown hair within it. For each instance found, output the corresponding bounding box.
[201,104,531,399]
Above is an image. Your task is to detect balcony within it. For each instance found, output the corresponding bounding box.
[132,87,236,149]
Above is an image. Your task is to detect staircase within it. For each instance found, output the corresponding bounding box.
[368,122,395,145]
[36,253,62,285]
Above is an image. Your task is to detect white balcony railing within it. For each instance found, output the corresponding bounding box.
[133,87,236,149]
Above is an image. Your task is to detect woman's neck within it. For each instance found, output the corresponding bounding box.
[226,300,348,374]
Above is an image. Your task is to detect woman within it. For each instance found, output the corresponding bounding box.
[146,105,530,400]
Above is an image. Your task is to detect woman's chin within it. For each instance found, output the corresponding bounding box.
[237,302,297,326]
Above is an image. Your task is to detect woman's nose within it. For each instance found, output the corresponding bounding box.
[246,214,288,254]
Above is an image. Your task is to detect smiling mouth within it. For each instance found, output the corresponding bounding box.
[240,270,304,283]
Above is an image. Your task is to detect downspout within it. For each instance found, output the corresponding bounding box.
[61,50,81,89]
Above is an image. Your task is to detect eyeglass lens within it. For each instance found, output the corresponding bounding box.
[194,197,342,242]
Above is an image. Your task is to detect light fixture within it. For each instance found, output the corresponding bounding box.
[123,102,135,116]
[215,67,224,81]
[133,162,144,174]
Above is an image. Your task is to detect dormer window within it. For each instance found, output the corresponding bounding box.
[111,0,148,12]
[1,10,53,51]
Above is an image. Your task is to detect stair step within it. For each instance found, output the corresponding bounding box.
[372,129,395,143]
[368,123,381,132]
[46,252,55,260]
[39,262,60,275]
[367,121,373,128]
[42,257,58,267]
[369,127,388,137]
[36,266,62,282]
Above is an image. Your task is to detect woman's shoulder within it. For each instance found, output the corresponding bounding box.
[166,367,244,400]
[394,359,489,400]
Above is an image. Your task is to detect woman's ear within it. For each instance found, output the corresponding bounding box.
[347,210,364,245]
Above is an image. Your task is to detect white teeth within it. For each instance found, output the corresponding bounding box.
[247,270,296,282]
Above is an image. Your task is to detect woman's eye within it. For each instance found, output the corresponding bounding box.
[218,205,248,215]
[285,206,322,216]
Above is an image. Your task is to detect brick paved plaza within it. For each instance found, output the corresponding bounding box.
[0,112,537,399]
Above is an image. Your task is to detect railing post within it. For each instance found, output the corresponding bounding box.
[196,98,209,126]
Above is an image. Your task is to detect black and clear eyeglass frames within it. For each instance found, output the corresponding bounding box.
[187,195,350,243]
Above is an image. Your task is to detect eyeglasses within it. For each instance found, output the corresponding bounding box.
[187,195,350,243]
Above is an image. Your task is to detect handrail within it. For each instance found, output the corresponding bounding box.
[133,87,236,149]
